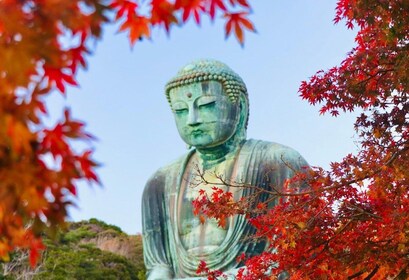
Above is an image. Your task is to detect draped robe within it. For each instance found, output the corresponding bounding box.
[142,139,308,279]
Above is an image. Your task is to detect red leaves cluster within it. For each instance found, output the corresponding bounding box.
[192,186,236,229]
[195,161,409,278]
[111,0,255,45]
[0,0,107,266]
[288,0,409,277]
[196,260,224,280]
[175,0,206,24]
[300,0,408,117]
[1,0,254,268]
[193,1,409,278]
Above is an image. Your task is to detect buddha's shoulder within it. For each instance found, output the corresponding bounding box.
[245,138,301,154]
[244,139,307,163]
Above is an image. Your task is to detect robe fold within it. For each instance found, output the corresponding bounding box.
[142,139,308,279]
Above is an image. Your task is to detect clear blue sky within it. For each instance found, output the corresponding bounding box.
[47,0,357,234]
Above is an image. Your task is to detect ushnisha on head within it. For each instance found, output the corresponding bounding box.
[165,59,250,150]
[165,60,248,105]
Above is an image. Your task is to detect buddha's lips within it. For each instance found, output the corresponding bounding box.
[191,130,204,136]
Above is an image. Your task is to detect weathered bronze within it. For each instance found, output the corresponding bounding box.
[142,60,308,279]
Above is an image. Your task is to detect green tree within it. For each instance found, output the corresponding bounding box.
[1,219,146,279]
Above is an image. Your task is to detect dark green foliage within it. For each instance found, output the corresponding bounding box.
[62,226,97,243]
[88,218,124,234]
[0,219,146,280]
[33,245,139,280]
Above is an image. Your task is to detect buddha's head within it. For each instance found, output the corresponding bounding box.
[165,59,249,150]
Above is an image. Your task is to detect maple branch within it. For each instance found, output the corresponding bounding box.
[192,165,282,198]
[348,269,367,279]
[298,142,409,197]
[393,263,409,279]
[364,265,380,280]
[355,68,394,87]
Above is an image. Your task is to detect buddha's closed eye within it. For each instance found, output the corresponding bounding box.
[172,102,188,114]
[197,96,217,108]
[198,101,216,109]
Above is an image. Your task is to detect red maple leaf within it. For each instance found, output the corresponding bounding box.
[28,237,45,267]
[150,0,178,32]
[224,12,255,45]
[69,44,89,73]
[228,0,249,8]
[76,150,100,183]
[208,0,226,20]
[175,0,206,24]
[110,0,138,20]
[43,66,78,94]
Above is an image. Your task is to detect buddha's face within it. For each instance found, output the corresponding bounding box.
[169,81,240,148]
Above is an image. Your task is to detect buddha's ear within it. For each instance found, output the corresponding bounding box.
[236,93,249,140]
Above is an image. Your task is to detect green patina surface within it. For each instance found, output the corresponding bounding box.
[142,60,308,279]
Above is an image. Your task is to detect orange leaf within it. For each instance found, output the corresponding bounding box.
[119,15,151,45]
[218,216,227,228]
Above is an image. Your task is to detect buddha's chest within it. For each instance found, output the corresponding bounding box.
[177,156,234,256]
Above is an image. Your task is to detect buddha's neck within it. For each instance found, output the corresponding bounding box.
[196,143,238,169]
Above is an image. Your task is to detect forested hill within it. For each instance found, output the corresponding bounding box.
[0,219,146,280]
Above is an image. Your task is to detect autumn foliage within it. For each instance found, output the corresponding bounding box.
[194,0,409,279]
[3,0,408,277]
[0,0,254,266]
[111,0,255,45]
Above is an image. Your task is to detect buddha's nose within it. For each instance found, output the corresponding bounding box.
[187,108,202,126]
